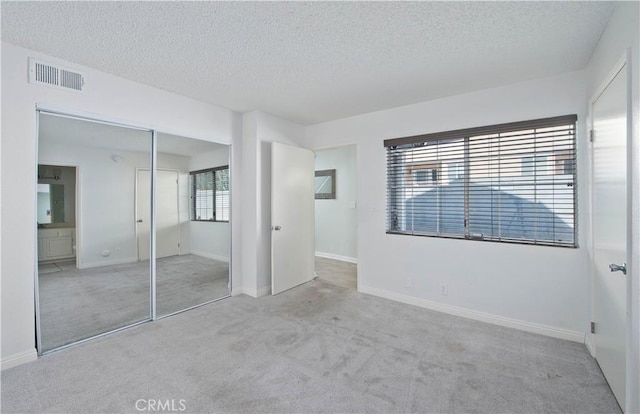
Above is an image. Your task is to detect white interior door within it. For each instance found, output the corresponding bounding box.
[271,142,315,295]
[136,170,180,261]
[592,63,628,410]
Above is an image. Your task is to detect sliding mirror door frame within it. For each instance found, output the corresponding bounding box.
[34,107,232,355]
[35,108,155,354]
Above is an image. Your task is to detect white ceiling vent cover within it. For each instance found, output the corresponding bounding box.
[28,58,85,92]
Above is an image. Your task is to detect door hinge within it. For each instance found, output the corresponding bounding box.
[589,129,594,143]
[590,321,595,334]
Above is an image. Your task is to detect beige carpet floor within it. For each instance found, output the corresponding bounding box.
[38,254,229,352]
[315,256,357,290]
[3,280,620,413]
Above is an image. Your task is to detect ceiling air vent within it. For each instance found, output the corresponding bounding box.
[28,58,85,92]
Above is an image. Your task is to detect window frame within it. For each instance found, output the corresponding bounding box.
[190,165,229,223]
[384,115,578,248]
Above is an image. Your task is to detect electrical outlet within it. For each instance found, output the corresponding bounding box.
[440,284,448,296]
[404,278,413,288]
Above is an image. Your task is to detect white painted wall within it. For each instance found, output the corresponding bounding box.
[304,71,590,340]
[240,112,259,296]
[585,3,639,411]
[188,147,230,262]
[314,145,357,262]
[241,111,305,297]
[1,42,240,368]
[229,121,243,295]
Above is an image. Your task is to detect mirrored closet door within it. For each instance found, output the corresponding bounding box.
[37,112,153,352]
[36,111,231,354]
[155,134,231,317]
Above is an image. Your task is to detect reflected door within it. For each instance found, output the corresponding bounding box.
[136,170,180,261]
[592,64,628,410]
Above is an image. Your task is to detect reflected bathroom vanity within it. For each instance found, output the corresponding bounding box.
[38,227,75,261]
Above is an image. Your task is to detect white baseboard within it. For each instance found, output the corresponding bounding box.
[79,257,137,269]
[315,251,357,264]
[1,349,37,371]
[358,285,585,343]
[190,250,229,263]
[585,333,596,356]
[243,285,272,298]
[231,286,244,296]
[38,256,76,265]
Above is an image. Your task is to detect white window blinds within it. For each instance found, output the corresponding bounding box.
[385,115,577,247]
[190,166,230,222]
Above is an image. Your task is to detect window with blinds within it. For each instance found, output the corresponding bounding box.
[190,166,230,222]
[385,115,577,247]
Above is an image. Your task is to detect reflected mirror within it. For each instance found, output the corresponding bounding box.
[37,183,64,224]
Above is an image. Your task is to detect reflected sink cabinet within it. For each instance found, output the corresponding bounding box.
[38,228,75,261]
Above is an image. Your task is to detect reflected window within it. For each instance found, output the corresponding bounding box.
[190,166,229,222]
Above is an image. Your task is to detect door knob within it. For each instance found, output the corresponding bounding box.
[136,219,143,223]
[273,225,282,231]
[609,262,627,275]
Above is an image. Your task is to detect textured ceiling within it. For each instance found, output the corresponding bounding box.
[2,2,615,125]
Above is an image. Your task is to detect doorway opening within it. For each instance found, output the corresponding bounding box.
[313,145,357,290]
[37,164,77,265]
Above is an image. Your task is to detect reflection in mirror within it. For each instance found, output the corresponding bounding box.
[37,183,64,224]
[156,133,230,317]
[37,165,76,226]
[315,169,336,199]
[37,112,152,352]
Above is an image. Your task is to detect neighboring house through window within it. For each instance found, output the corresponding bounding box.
[407,162,441,186]
[520,155,548,176]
